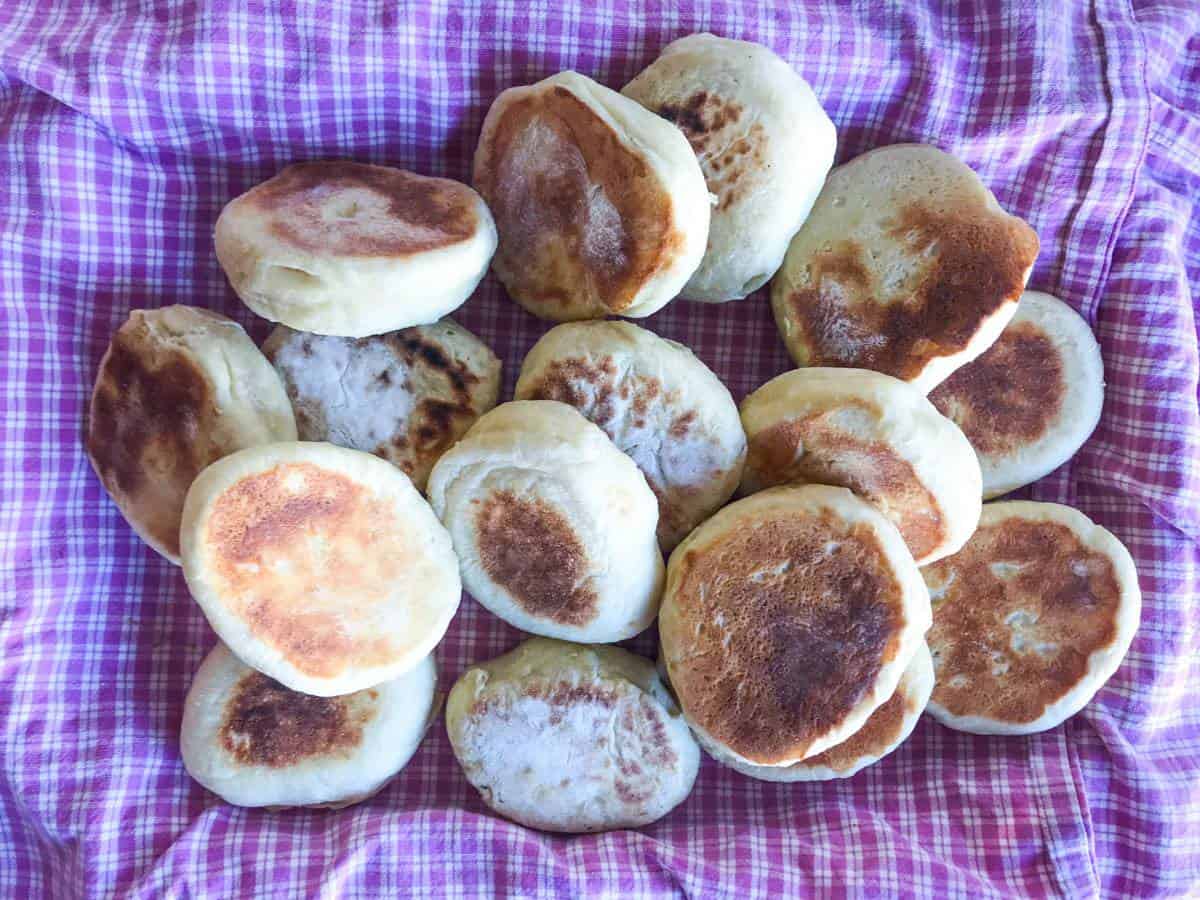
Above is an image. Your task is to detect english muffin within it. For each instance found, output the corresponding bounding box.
[659,484,931,767]
[426,401,664,643]
[86,306,297,563]
[215,161,496,337]
[263,320,501,492]
[724,643,934,781]
[515,321,745,551]
[929,291,1105,498]
[923,501,1140,734]
[739,368,981,565]
[473,71,710,321]
[180,643,437,808]
[446,638,699,832]
[622,33,836,302]
[180,441,460,696]
[771,144,1040,392]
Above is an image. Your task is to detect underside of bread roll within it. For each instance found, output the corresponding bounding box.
[623,33,836,302]
[180,441,461,696]
[86,305,296,563]
[215,161,497,337]
[923,501,1140,735]
[427,401,664,643]
[473,71,711,321]
[740,367,981,565]
[771,144,1040,392]
[659,484,932,767]
[181,643,437,808]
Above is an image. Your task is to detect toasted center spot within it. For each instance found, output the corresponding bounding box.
[666,511,905,765]
[475,491,598,626]
[220,671,378,768]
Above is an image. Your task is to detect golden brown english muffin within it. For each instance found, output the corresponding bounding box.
[445,638,699,832]
[923,501,1140,734]
[622,33,837,302]
[86,306,297,563]
[426,401,663,643]
[181,643,437,808]
[180,442,461,696]
[215,161,496,337]
[473,71,710,321]
[724,643,934,781]
[739,368,981,565]
[659,484,931,767]
[771,144,1040,393]
[929,291,1105,498]
[263,320,500,492]
[515,321,745,551]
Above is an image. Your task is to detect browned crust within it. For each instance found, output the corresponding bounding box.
[802,685,908,773]
[744,407,945,562]
[87,317,223,558]
[474,84,680,317]
[204,462,405,679]
[220,672,377,767]
[925,517,1121,723]
[246,161,479,257]
[263,326,493,485]
[785,203,1038,381]
[475,491,598,626]
[664,511,906,765]
[655,90,766,212]
[929,322,1064,456]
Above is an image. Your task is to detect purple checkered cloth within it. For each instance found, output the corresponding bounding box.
[2,1,1198,896]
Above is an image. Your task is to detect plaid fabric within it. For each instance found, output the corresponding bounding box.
[1,1,1198,896]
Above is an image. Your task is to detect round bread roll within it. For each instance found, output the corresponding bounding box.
[86,306,297,564]
[723,643,934,782]
[181,643,437,808]
[446,637,699,832]
[426,401,664,643]
[214,161,497,337]
[923,501,1140,735]
[739,368,981,566]
[929,291,1105,498]
[659,484,931,767]
[515,321,746,551]
[263,320,501,492]
[622,33,837,302]
[472,71,710,321]
[771,144,1040,393]
[180,441,461,696]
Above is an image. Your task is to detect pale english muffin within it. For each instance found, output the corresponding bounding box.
[929,291,1105,498]
[659,485,931,767]
[180,442,460,696]
[472,71,710,321]
[724,644,934,782]
[215,161,496,337]
[515,321,746,551]
[86,306,297,564]
[622,33,836,302]
[771,144,1040,393]
[446,638,699,832]
[262,320,501,492]
[426,401,664,643]
[180,643,437,808]
[739,368,981,565]
[923,501,1140,735]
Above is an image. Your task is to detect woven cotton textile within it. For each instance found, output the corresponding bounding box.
[1,1,1198,897]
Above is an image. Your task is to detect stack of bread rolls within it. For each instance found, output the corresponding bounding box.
[85,33,1140,832]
